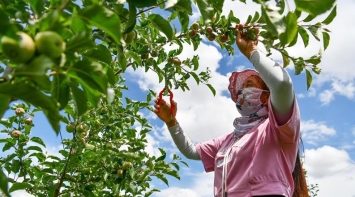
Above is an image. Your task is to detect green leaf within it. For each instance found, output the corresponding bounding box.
[261,3,285,37]
[322,5,337,25]
[278,0,286,14]
[302,14,316,22]
[250,11,260,23]
[27,146,43,152]
[69,81,88,116]
[279,12,298,46]
[31,137,46,147]
[14,55,54,91]
[288,30,298,47]
[190,72,200,85]
[9,182,32,193]
[123,4,137,34]
[178,11,189,32]
[127,0,157,8]
[155,173,169,186]
[295,0,336,16]
[0,95,10,118]
[2,142,13,152]
[171,0,193,15]
[192,56,199,71]
[11,159,20,173]
[126,51,142,66]
[206,84,216,96]
[312,65,322,75]
[245,15,252,24]
[322,31,330,50]
[293,58,304,75]
[65,32,95,53]
[0,83,60,133]
[0,169,10,197]
[69,60,108,94]
[195,0,214,24]
[59,150,69,158]
[305,69,313,90]
[211,0,224,13]
[51,74,70,110]
[156,148,166,161]
[71,14,87,34]
[82,44,112,64]
[282,52,290,68]
[29,152,46,162]
[298,26,309,47]
[79,4,122,45]
[148,14,173,40]
[308,25,321,41]
[25,0,45,16]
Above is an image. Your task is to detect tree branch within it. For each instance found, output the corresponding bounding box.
[53,146,73,197]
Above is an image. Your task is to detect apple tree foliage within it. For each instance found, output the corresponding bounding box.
[0,0,336,196]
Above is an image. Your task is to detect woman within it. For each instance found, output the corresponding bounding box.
[154,24,308,197]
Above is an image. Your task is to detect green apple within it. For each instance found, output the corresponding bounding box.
[122,161,133,170]
[25,118,33,125]
[66,123,75,133]
[192,22,199,31]
[35,31,65,58]
[1,32,35,63]
[11,130,21,138]
[15,108,25,116]
[125,31,136,44]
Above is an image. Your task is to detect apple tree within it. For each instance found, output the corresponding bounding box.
[0,0,336,196]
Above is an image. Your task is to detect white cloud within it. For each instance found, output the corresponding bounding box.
[318,80,355,105]
[296,93,305,99]
[301,120,336,145]
[304,146,355,197]
[319,89,335,105]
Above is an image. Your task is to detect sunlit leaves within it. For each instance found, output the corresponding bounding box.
[148,14,173,40]
[322,5,337,25]
[9,182,32,193]
[0,95,11,118]
[195,0,214,24]
[322,32,330,50]
[298,26,309,47]
[305,69,313,90]
[0,169,10,197]
[168,0,193,15]
[295,0,336,16]
[0,83,60,133]
[79,4,122,45]
[260,3,285,38]
[279,12,298,46]
[123,4,137,34]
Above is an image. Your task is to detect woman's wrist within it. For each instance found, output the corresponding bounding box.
[166,118,178,127]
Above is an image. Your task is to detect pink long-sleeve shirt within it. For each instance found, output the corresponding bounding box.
[196,98,300,197]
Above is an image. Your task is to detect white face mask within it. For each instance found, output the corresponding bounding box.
[235,87,268,116]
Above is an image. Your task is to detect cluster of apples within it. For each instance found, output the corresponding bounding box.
[1,31,65,67]
[188,22,228,43]
[10,107,32,138]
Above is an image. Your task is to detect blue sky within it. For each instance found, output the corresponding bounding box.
[1,0,355,197]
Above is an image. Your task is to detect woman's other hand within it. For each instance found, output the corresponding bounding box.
[235,24,259,59]
[154,98,178,127]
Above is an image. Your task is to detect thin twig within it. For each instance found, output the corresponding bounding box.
[136,1,167,17]
[59,0,71,12]
[53,145,73,197]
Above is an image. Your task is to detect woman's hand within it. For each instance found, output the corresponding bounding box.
[154,98,178,127]
[235,24,259,59]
